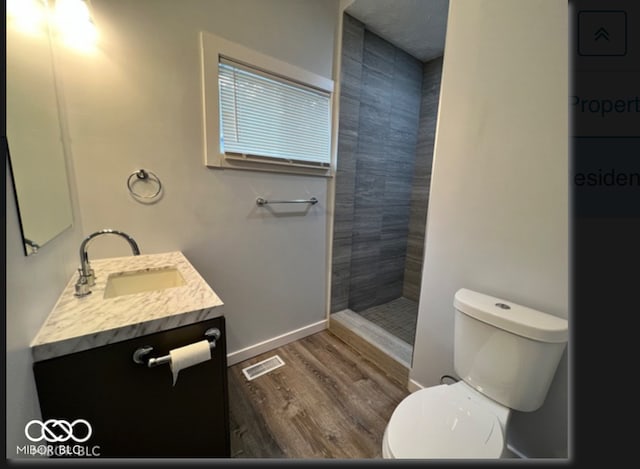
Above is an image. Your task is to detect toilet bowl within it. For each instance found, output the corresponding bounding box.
[382,288,568,459]
[382,381,509,459]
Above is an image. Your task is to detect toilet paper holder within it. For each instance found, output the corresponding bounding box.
[132,328,221,368]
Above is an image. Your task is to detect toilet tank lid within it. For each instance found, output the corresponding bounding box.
[454,289,568,343]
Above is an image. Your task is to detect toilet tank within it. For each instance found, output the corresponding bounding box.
[453,289,568,412]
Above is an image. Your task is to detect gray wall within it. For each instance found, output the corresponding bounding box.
[6,9,86,457]
[403,57,443,302]
[6,0,339,458]
[331,14,423,313]
[410,0,569,458]
[330,14,363,313]
[55,0,339,357]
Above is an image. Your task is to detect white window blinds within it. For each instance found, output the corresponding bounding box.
[218,59,331,166]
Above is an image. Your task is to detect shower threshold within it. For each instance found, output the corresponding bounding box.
[329,309,412,385]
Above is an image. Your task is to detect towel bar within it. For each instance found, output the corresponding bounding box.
[256,197,318,206]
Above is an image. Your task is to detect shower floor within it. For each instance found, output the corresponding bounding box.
[330,297,419,370]
[356,297,418,345]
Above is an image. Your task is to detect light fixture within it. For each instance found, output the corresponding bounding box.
[7,0,99,52]
[7,0,48,36]
[52,0,98,52]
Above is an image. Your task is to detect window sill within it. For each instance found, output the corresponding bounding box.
[207,154,333,178]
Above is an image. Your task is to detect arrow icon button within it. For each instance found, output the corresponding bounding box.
[594,27,610,41]
[578,11,626,56]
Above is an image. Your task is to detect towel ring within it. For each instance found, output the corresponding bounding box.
[127,169,162,199]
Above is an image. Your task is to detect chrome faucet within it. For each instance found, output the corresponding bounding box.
[74,229,141,297]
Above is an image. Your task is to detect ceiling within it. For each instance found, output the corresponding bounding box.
[345,0,449,62]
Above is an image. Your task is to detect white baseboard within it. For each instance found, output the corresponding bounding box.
[407,378,424,393]
[226,319,328,366]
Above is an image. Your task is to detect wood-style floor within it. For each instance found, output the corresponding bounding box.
[227,330,409,459]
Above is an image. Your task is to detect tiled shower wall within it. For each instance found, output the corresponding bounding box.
[331,14,427,313]
[402,57,444,302]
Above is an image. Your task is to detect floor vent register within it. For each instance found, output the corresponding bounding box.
[242,355,285,381]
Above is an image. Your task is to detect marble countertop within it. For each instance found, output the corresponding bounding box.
[31,251,224,362]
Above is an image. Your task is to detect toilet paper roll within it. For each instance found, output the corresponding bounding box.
[169,340,212,386]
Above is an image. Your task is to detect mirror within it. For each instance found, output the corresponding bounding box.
[6,0,74,256]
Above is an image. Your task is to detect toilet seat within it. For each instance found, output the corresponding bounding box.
[384,383,505,459]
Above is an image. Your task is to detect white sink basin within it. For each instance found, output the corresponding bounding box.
[103,266,186,298]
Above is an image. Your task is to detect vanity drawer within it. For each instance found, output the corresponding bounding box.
[33,316,230,458]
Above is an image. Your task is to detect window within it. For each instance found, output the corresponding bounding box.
[201,31,334,176]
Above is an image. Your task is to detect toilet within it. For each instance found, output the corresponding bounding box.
[382,288,568,459]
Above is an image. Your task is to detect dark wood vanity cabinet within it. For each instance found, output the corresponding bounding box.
[32,316,230,458]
